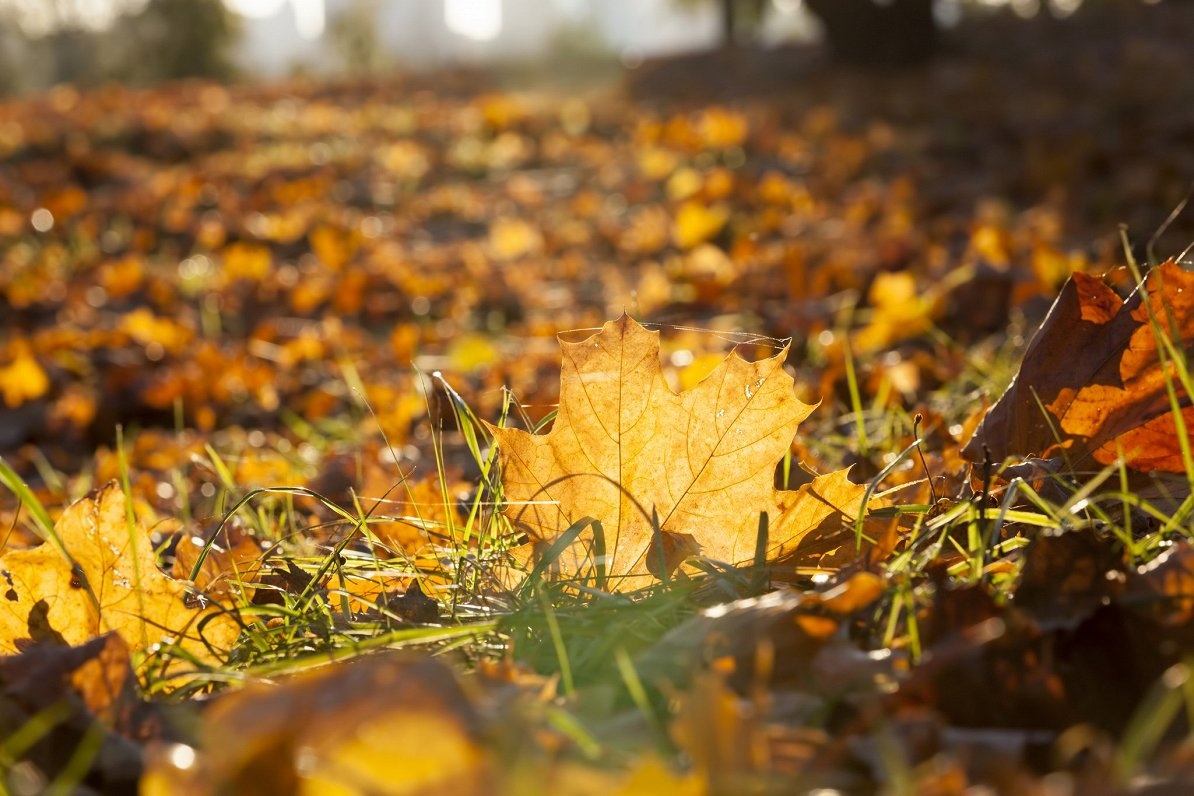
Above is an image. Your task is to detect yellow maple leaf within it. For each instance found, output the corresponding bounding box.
[487,316,869,590]
[221,241,272,281]
[0,483,240,675]
[672,201,728,250]
[0,341,50,408]
[853,270,940,353]
[119,307,194,356]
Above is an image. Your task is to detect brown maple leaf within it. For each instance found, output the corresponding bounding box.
[486,315,870,589]
[0,483,240,674]
[964,260,1194,474]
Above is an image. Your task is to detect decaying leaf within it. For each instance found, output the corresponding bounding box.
[0,633,149,794]
[0,483,239,672]
[487,315,870,588]
[964,261,1194,474]
[1129,540,1194,626]
[897,527,1192,737]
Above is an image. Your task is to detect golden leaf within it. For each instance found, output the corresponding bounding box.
[309,224,361,272]
[119,308,193,356]
[486,316,869,589]
[0,340,50,408]
[143,653,491,796]
[853,270,940,353]
[220,241,272,281]
[672,201,728,250]
[0,483,239,673]
[488,217,543,260]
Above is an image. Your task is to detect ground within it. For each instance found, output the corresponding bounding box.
[1,3,1194,793]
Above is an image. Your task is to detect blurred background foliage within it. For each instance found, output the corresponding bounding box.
[0,0,1184,95]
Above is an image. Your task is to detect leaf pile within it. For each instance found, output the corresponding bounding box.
[3,4,1194,793]
[3,5,1194,532]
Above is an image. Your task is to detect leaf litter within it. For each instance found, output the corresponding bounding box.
[3,5,1194,793]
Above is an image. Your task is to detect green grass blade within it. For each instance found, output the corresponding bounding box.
[0,456,58,549]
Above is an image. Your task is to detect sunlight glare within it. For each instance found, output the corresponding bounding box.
[223,0,324,39]
[291,0,325,39]
[444,0,503,42]
[222,0,287,18]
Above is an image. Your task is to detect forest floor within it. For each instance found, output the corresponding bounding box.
[2,3,1194,793]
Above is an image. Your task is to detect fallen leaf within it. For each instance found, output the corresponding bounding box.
[171,525,265,602]
[0,483,240,673]
[489,217,543,260]
[0,340,50,408]
[309,223,361,272]
[142,652,491,796]
[1011,529,1127,630]
[487,315,870,588]
[220,241,272,282]
[671,669,764,789]
[964,261,1194,474]
[617,756,706,796]
[672,201,728,250]
[0,633,149,793]
[1128,541,1194,626]
[853,270,941,353]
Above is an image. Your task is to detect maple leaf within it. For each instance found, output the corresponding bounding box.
[0,483,239,674]
[486,315,870,589]
[964,261,1194,474]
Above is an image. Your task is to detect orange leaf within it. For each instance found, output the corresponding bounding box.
[0,484,239,674]
[486,316,869,589]
[220,241,272,281]
[308,223,360,272]
[171,526,264,602]
[964,261,1194,474]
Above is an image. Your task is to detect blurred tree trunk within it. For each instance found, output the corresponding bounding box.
[804,0,937,66]
[127,0,239,81]
[718,0,768,47]
[50,28,97,85]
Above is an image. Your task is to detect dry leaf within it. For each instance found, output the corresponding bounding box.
[964,261,1194,473]
[309,223,361,272]
[220,241,272,282]
[143,652,491,796]
[1128,541,1194,626]
[171,525,265,602]
[0,340,50,408]
[0,483,239,672]
[672,201,728,250]
[0,633,147,793]
[489,217,544,260]
[853,270,941,353]
[486,315,869,589]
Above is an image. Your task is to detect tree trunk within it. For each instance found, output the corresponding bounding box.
[721,0,736,47]
[719,0,768,48]
[804,0,937,66]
